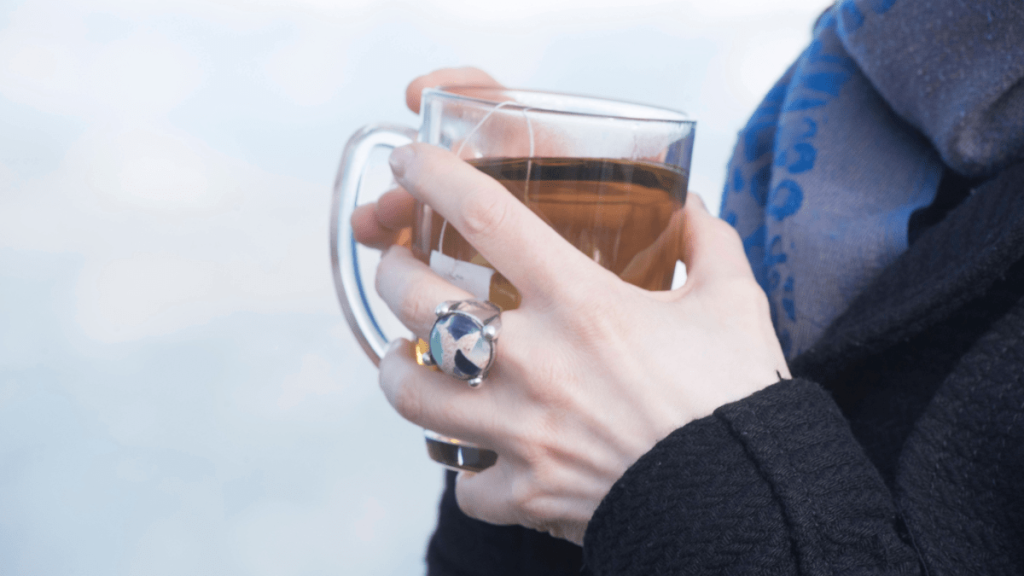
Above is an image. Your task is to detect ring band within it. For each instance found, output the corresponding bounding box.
[424,430,498,472]
[420,299,501,388]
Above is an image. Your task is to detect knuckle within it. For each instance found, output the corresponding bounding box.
[392,379,422,422]
[380,359,422,423]
[521,383,558,408]
[710,215,743,243]
[511,426,548,462]
[502,345,572,408]
[396,281,429,325]
[717,277,770,316]
[459,192,511,238]
[509,480,541,516]
[375,248,431,327]
[520,497,548,524]
[717,226,750,262]
[525,369,574,409]
[398,144,432,182]
[547,293,620,349]
[510,474,556,526]
[740,277,770,306]
[392,381,422,423]
[374,246,404,294]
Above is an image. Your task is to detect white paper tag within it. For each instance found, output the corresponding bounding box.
[430,250,493,300]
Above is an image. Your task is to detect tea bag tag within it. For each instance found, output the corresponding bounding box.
[430,251,494,300]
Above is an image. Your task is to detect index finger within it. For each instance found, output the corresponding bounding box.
[405,67,504,114]
[388,143,595,301]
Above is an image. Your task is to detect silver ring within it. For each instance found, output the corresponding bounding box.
[423,430,498,472]
[420,299,501,388]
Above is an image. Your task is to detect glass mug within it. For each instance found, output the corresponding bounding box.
[331,86,695,472]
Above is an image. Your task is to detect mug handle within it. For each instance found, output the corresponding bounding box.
[330,123,418,365]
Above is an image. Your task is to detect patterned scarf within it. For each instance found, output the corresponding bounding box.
[721,0,1024,358]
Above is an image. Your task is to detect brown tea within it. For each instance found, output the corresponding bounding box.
[412,157,689,310]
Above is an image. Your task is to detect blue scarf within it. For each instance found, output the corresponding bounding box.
[721,0,1024,358]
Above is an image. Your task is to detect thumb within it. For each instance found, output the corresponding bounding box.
[405,67,504,114]
[678,194,756,286]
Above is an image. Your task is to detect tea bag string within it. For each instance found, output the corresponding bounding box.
[452,101,536,158]
[442,103,536,254]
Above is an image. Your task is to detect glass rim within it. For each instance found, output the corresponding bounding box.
[424,86,695,125]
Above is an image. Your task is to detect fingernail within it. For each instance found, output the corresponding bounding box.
[389,145,414,178]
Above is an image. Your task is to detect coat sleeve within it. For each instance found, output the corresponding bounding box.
[582,378,922,576]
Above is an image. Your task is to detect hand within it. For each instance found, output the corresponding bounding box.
[370,142,791,545]
[351,67,503,249]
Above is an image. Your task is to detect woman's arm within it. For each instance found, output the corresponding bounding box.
[425,377,924,576]
[585,378,921,575]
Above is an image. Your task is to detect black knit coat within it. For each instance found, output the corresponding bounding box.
[425,161,1024,574]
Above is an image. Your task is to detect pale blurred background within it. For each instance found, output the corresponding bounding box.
[0,0,830,573]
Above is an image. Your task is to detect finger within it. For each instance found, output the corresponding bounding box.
[455,463,592,542]
[375,245,474,339]
[454,464,518,527]
[388,144,594,299]
[379,339,501,445]
[376,187,417,230]
[351,204,401,249]
[351,188,416,250]
[678,193,756,285]
[406,67,504,114]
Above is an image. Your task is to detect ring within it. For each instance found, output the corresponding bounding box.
[423,430,498,472]
[420,299,501,388]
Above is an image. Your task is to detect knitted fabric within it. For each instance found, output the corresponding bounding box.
[721,0,1024,358]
